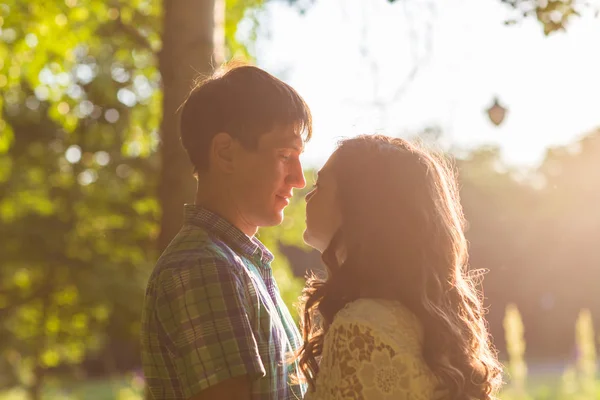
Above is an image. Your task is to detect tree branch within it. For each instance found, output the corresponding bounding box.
[95,13,155,53]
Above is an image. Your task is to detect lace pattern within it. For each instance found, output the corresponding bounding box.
[305,299,443,400]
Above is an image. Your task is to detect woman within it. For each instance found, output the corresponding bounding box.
[296,135,503,399]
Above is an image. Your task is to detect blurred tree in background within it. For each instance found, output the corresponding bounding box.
[458,130,600,361]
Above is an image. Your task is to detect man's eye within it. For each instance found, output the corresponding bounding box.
[280,153,292,160]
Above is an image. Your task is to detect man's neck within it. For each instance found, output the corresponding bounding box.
[195,190,258,238]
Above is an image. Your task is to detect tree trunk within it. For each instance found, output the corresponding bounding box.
[28,298,49,400]
[157,0,222,252]
[28,366,43,400]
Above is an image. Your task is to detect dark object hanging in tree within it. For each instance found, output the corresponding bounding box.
[486,97,507,127]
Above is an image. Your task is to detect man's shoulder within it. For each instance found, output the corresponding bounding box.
[157,226,235,266]
[150,224,248,282]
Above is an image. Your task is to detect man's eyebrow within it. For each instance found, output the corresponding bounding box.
[278,144,304,153]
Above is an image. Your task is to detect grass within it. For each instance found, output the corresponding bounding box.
[0,372,595,400]
[0,375,144,400]
[1,305,597,399]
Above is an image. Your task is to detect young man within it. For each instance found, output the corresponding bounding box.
[141,65,312,400]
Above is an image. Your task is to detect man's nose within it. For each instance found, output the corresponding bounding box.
[286,159,306,189]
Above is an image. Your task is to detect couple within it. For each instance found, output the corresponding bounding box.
[140,65,503,400]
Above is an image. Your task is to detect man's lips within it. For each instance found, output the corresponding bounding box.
[276,194,291,205]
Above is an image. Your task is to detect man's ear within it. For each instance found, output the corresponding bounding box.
[210,132,235,173]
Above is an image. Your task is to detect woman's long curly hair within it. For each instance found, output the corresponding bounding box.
[296,135,503,399]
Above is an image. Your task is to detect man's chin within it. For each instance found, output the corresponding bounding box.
[260,210,285,227]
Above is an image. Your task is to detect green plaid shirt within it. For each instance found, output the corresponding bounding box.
[141,205,305,399]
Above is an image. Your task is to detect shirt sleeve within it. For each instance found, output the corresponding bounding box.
[155,255,265,397]
[310,318,436,400]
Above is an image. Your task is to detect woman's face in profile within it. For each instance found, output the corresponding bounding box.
[303,152,342,253]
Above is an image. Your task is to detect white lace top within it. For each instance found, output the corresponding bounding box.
[305,298,446,400]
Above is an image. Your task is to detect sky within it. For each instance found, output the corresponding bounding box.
[250,0,600,169]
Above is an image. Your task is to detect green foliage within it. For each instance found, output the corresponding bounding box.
[0,0,162,393]
[499,0,584,35]
[226,0,267,59]
[0,0,303,395]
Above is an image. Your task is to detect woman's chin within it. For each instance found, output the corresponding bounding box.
[303,230,324,253]
[302,229,312,246]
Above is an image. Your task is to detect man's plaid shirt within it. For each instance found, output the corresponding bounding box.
[141,205,305,399]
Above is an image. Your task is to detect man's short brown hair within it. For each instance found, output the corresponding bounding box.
[180,64,312,174]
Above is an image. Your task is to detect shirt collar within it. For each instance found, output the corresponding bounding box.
[183,204,274,265]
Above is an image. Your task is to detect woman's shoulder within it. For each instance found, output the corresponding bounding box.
[334,298,420,326]
[317,299,443,399]
[331,298,424,350]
